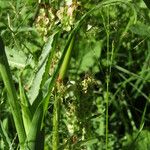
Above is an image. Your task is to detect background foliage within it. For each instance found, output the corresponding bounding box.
[0,0,150,149]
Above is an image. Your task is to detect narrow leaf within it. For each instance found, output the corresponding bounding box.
[0,37,26,148]
[58,35,75,81]
[0,121,12,149]
[19,76,32,135]
[143,0,150,9]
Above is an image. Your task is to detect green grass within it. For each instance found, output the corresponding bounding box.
[0,0,150,149]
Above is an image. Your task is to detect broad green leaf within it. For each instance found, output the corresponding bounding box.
[28,33,57,105]
[79,40,102,73]
[130,23,150,37]
[5,47,28,68]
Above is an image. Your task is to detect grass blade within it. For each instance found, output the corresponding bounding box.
[0,120,12,149]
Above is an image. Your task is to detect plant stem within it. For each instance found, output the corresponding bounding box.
[52,91,60,150]
[106,7,110,150]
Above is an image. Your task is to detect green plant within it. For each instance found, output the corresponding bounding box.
[1,0,149,150]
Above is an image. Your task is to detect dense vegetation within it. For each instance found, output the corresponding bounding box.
[0,0,150,149]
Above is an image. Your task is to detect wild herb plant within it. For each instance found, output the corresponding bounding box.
[0,0,150,150]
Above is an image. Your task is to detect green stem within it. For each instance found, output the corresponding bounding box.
[105,7,110,149]
[52,91,60,150]
[52,34,75,150]
[0,37,26,149]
